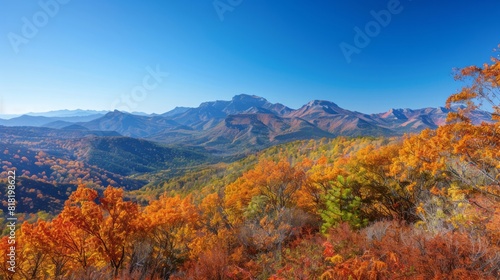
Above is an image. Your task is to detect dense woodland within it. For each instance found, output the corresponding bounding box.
[1,50,500,279]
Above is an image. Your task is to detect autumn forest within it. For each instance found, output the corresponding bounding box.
[1,49,500,280]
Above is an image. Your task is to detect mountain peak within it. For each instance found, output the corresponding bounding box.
[381,108,408,120]
[106,110,133,117]
[232,94,268,103]
[306,100,340,108]
[162,107,191,117]
[286,99,348,120]
[223,94,271,114]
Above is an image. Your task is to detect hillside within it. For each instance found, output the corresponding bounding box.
[133,136,389,201]
[82,136,209,175]
[0,128,212,199]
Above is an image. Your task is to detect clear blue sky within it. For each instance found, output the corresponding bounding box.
[1,0,499,114]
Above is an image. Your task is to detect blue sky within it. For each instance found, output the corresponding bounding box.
[0,0,499,115]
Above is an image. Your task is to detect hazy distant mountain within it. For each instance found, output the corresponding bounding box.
[128,111,153,116]
[372,106,491,132]
[0,109,104,120]
[0,114,105,127]
[0,114,21,120]
[161,107,192,117]
[0,109,159,127]
[78,110,182,138]
[25,109,109,117]
[43,120,77,129]
[0,115,56,127]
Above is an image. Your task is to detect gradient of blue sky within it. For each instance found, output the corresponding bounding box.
[0,0,499,114]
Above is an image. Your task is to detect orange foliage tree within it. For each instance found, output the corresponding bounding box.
[139,195,199,279]
[58,185,143,278]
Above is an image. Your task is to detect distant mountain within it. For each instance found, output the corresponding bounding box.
[25,109,109,118]
[0,94,493,155]
[0,109,104,120]
[78,111,182,138]
[0,114,105,127]
[43,120,77,129]
[0,114,21,120]
[169,94,293,130]
[286,100,393,136]
[128,111,153,116]
[161,107,192,117]
[179,113,332,150]
[55,94,493,154]
[0,115,55,127]
[372,106,491,132]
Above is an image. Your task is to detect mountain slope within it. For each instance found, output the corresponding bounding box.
[81,136,208,175]
[79,111,182,138]
[186,113,332,150]
[286,100,393,136]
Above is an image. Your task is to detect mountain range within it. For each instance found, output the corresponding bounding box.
[0,94,493,213]
[0,94,492,154]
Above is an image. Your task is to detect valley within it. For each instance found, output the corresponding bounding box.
[0,94,492,215]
